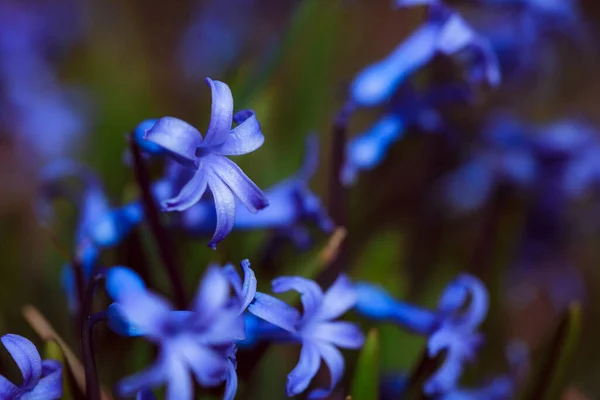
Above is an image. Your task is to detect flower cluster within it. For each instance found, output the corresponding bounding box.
[18,0,591,396]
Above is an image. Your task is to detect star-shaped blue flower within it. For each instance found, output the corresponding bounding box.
[0,334,62,399]
[143,78,269,249]
[179,135,333,248]
[105,261,256,400]
[248,274,365,399]
[355,274,489,396]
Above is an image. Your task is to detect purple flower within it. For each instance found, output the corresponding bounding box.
[179,135,333,248]
[105,261,257,400]
[0,334,62,399]
[248,275,365,398]
[144,78,269,249]
[351,0,499,107]
[355,274,489,395]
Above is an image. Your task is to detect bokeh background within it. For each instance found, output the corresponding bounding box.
[2,0,600,398]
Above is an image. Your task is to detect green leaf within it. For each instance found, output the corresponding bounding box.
[520,302,582,400]
[351,329,380,400]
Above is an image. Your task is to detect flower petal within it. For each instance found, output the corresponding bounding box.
[318,274,356,321]
[207,172,236,249]
[118,291,173,337]
[192,266,230,321]
[179,340,227,387]
[204,78,234,146]
[308,343,344,399]
[223,360,238,400]
[209,155,269,213]
[221,264,243,297]
[271,277,324,324]
[107,304,146,337]
[106,266,147,301]
[161,169,209,212]
[306,322,365,349]
[342,115,405,185]
[118,360,166,397]
[423,352,464,396]
[145,117,202,168]
[1,334,42,390]
[165,358,192,400]
[455,274,489,330]
[0,375,18,398]
[247,292,300,333]
[240,259,257,312]
[286,342,322,397]
[212,110,264,156]
[133,119,163,155]
[350,23,440,107]
[22,360,63,400]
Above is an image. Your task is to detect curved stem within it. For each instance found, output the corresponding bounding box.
[129,135,187,309]
[80,271,106,400]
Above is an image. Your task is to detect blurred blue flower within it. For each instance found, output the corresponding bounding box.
[179,135,333,248]
[0,1,87,161]
[179,0,254,80]
[442,114,537,212]
[144,78,269,249]
[248,275,364,398]
[0,334,62,399]
[355,274,488,395]
[39,161,144,311]
[351,0,499,107]
[343,84,471,184]
[106,262,255,400]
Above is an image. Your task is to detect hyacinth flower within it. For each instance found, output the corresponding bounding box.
[442,114,537,212]
[143,78,269,249]
[39,161,144,310]
[179,135,334,248]
[0,334,62,399]
[248,275,365,398]
[105,261,257,400]
[354,274,488,395]
[342,84,472,185]
[350,0,499,107]
[0,1,87,162]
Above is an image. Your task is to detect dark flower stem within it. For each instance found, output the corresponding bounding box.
[129,136,187,309]
[319,102,355,286]
[80,270,106,400]
[327,101,354,229]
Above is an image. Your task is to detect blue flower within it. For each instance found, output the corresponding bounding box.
[442,114,537,212]
[355,274,489,395]
[179,135,333,248]
[105,261,256,400]
[39,161,144,249]
[0,334,62,399]
[351,0,499,107]
[248,275,365,398]
[39,161,144,311]
[343,84,472,185]
[0,2,87,161]
[144,78,269,249]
